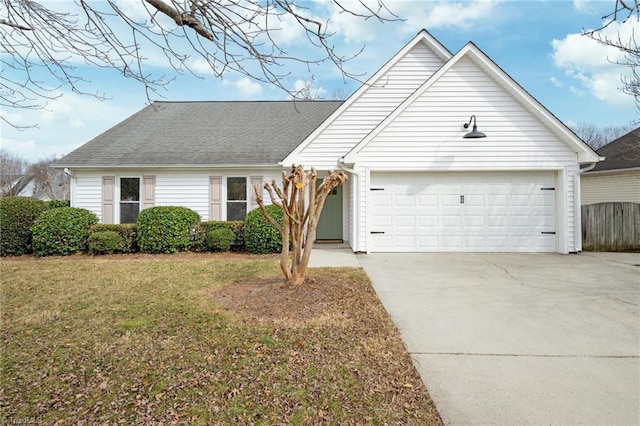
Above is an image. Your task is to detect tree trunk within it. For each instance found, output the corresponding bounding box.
[254,165,347,286]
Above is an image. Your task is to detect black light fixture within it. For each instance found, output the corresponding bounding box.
[462,115,487,139]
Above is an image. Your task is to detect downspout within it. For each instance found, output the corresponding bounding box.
[64,168,76,206]
[574,161,599,252]
[338,158,360,252]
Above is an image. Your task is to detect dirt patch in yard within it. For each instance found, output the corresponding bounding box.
[213,274,361,322]
[214,268,444,425]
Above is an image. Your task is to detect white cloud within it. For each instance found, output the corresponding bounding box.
[386,0,502,37]
[0,137,81,162]
[112,0,153,22]
[573,0,590,12]
[1,90,141,162]
[569,85,586,97]
[292,79,327,99]
[263,4,311,46]
[226,77,264,97]
[551,20,636,108]
[550,77,563,88]
[325,0,386,43]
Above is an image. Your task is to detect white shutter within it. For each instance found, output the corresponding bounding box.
[102,176,115,224]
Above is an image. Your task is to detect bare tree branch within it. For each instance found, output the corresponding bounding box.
[583,1,639,120]
[1,0,399,128]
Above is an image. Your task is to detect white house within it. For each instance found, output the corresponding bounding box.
[56,30,601,253]
[581,128,640,205]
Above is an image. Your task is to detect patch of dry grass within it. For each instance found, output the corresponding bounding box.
[1,253,441,424]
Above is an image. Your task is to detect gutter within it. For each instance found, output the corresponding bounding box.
[338,158,360,253]
[53,163,285,170]
[573,161,599,253]
[337,158,357,175]
[579,162,598,174]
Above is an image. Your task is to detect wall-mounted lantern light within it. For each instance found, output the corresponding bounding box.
[462,115,487,139]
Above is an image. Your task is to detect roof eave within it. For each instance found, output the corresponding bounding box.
[55,163,286,170]
[282,29,452,165]
[583,166,640,175]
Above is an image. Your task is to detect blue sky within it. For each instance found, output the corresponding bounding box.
[1,0,637,162]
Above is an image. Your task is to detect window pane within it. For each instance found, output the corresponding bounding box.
[227,177,246,201]
[121,178,140,201]
[227,202,247,221]
[120,203,139,223]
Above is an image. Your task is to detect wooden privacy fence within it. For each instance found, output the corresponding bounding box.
[581,202,640,251]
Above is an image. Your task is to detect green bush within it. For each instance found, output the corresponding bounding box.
[89,224,137,253]
[191,221,244,252]
[88,231,127,255]
[207,228,236,252]
[46,200,71,209]
[244,204,284,254]
[31,207,99,256]
[137,206,200,254]
[0,196,48,256]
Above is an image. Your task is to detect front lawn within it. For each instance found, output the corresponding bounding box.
[1,253,441,424]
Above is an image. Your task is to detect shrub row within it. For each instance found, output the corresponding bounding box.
[31,207,99,256]
[89,224,137,254]
[0,197,71,256]
[1,198,282,257]
[244,204,284,254]
[191,221,245,252]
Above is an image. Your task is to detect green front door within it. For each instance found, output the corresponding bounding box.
[316,183,343,241]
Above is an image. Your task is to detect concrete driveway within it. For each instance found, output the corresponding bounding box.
[358,252,640,425]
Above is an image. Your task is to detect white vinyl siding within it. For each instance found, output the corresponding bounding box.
[345,175,356,250]
[296,42,446,169]
[350,57,580,253]
[355,58,578,169]
[155,174,209,219]
[74,172,103,222]
[581,171,640,205]
[71,169,281,223]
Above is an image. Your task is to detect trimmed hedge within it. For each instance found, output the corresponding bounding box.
[244,204,284,254]
[46,200,71,209]
[31,207,99,256]
[0,196,48,256]
[137,206,200,254]
[191,220,244,252]
[207,228,236,252]
[89,224,137,253]
[88,231,127,255]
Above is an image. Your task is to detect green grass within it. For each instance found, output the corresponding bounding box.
[1,253,441,424]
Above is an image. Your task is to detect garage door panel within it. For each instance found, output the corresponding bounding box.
[417,236,438,249]
[442,216,462,227]
[418,215,438,226]
[370,171,556,252]
[442,195,460,206]
[396,195,415,207]
[418,195,437,206]
[396,236,416,249]
[487,195,508,206]
[372,215,392,227]
[373,194,392,207]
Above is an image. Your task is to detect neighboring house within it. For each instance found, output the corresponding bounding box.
[581,128,640,205]
[55,30,601,254]
[1,175,35,198]
[0,174,69,200]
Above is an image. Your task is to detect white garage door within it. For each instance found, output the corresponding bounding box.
[370,172,556,252]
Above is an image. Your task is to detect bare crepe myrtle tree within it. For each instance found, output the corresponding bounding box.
[584,0,640,118]
[253,165,347,286]
[1,0,398,128]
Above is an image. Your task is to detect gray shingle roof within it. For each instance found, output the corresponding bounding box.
[589,128,640,172]
[56,100,343,167]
